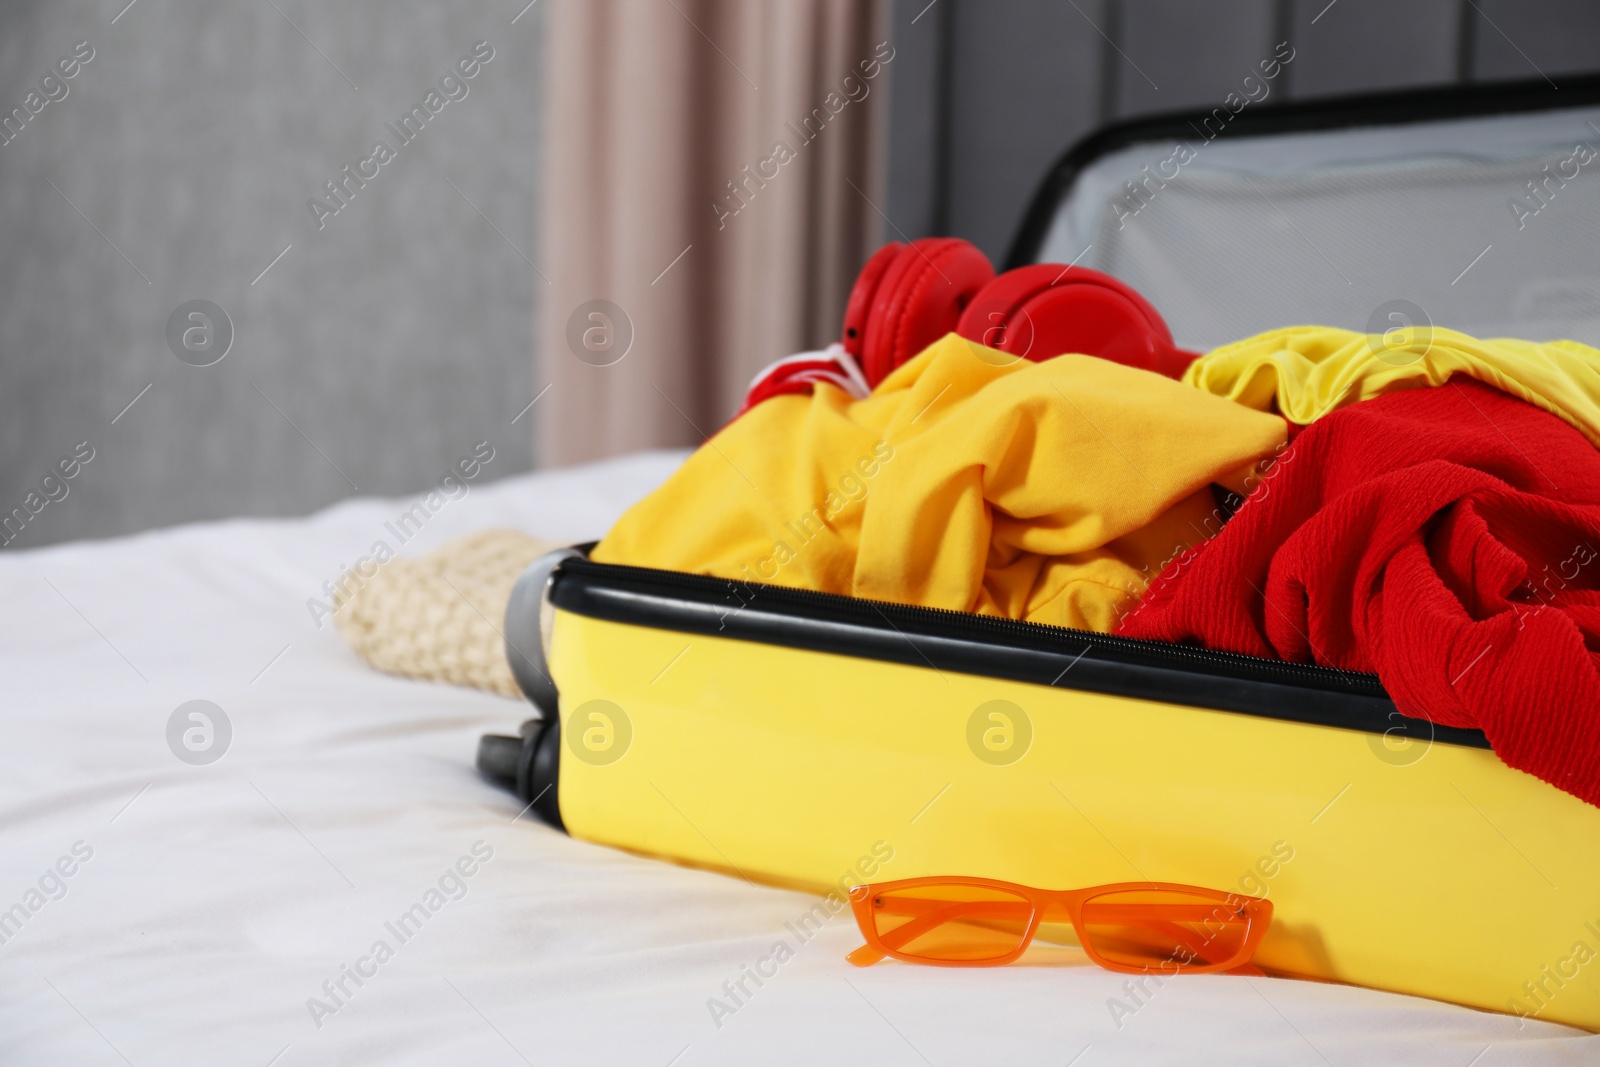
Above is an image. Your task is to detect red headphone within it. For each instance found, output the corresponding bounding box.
[739,237,1199,414]
[842,238,997,385]
[847,237,1198,383]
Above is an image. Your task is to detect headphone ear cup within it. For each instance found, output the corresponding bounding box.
[841,242,906,364]
[956,264,1196,378]
[859,238,995,386]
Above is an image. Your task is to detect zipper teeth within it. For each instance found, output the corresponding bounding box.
[561,557,1386,695]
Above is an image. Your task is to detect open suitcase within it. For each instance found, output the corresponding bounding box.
[486,75,1600,1031]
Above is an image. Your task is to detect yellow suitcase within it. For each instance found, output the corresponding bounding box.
[481,549,1600,1032]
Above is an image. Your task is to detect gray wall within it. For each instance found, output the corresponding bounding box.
[0,0,541,548]
[889,0,1600,263]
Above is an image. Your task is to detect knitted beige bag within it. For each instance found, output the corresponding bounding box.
[333,529,557,698]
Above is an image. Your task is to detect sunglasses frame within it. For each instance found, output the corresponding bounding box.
[847,875,1272,974]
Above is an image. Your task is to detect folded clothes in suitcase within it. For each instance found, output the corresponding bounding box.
[489,75,1600,1031]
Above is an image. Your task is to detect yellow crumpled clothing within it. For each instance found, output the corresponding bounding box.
[593,333,1287,631]
[1186,325,1600,447]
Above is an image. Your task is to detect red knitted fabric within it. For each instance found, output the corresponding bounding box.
[1119,379,1600,807]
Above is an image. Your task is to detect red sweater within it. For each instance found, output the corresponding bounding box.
[1120,379,1600,808]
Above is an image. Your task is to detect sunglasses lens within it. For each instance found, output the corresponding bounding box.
[1079,889,1254,972]
[866,884,1034,963]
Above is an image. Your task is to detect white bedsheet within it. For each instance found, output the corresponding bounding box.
[1,452,1595,1066]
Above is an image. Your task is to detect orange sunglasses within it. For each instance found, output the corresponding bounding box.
[847,876,1272,974]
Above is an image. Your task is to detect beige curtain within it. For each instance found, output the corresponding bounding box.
[537,0,892,466]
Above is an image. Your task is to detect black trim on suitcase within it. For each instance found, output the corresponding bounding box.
[550,556,1491,751]
[1004,73,1600,270]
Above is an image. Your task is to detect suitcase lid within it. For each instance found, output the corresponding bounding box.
[1007,75,1600,352]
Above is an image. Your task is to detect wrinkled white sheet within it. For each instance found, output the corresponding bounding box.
[1,452,1595,1066]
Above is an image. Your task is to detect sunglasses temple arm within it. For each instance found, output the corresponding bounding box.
[849,901,1028,966]
[1165,914,1270,971]
[847,909,954,966]
[1152,919,1216,963]
[846,942,887,967]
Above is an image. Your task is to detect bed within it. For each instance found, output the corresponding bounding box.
[1,453,1594,1065]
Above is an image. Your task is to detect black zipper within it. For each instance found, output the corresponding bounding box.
[551,555,1491,748]
[556,555,1383,695]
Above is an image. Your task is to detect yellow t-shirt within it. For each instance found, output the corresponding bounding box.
[1186,325,1600,446]
[594,333,1286,631]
